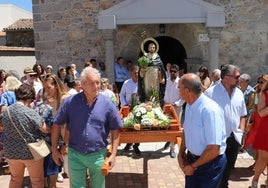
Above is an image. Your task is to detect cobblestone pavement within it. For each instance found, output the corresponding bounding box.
[0,142,267,188]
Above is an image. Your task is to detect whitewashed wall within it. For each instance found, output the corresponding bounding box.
[0,56,36,78]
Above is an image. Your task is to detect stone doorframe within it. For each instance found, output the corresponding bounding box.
[98,0,225,82]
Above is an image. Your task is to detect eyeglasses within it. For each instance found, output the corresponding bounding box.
[170,70,177,74]
[29,74,36,77]
[40,75,46,81]
[226,75,240,79]
[257,81,265,84]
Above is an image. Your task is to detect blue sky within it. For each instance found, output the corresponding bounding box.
[0,0,32,12]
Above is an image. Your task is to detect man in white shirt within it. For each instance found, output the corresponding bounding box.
[119,66,139,108]
[163,64,184,158]
[70,63,80,78]
[119,65,141,154]
[205,64,247,188]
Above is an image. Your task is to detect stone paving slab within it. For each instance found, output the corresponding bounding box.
[0,142,267,188]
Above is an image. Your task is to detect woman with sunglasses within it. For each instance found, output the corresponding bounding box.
[251,76,268,188]
[244,75,268,156]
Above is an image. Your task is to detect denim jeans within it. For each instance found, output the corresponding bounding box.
[186,153,227,188]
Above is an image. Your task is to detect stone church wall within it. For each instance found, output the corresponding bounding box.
[32,0,268,83]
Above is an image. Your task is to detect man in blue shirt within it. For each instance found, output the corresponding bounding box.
[114,57,128,92]
[51,67,122,188]
[178,73,227,188]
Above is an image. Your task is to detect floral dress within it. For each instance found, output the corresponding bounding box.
[35,102,61,176]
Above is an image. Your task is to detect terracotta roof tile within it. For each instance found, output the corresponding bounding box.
[3,19,33,31]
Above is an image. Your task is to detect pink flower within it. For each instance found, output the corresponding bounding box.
[134,124,141,130]
[145,104,152,111]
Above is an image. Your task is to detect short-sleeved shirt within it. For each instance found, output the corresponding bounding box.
[183,94,226,156]
[35,102,54,144]
[1,103,43,160]
[53,92,122,154]
[205,82,247,144]
[164,77,184,106]
[0,91,16,106]
[114,63,128,82]
[24,80,43,95]
[119,78,137,107]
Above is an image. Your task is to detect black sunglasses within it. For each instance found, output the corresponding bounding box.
[226,75,240,79]
[257,81,265,84]
[29,74,36,77]
[170,70,177,73]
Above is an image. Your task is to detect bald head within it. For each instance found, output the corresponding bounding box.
[180,73,202,95]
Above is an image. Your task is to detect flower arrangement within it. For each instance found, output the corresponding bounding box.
[122,102,170,130]
[138,56,151,69]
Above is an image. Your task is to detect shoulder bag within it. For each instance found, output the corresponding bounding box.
[7,107,50,160]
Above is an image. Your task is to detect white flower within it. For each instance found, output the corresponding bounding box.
[140,107,147,114]
[141,118,153,126]
[122,103,170,128]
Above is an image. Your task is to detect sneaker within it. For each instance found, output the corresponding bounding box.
[170,151,176,158]
[123,143,132,151]
[251,181,258,188]
[163,142,170,150]
[133,144,141,155]
[62,172,69,178]
[239,147,246,153]
[57,173,64,183]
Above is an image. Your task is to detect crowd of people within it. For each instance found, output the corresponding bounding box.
[177,64,268,188]
[0,62,122,188]
[0,53,267,188]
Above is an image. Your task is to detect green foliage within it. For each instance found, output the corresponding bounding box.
[138,56,151,68]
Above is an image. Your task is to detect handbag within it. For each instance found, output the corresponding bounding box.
[27,139,50,160]
[7,107,50,160]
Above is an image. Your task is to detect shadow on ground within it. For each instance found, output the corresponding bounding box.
[117,147,171,159]
[107,150,172,188]
[229,167,254,182]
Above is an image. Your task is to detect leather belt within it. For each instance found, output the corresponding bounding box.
[187,151,200,159]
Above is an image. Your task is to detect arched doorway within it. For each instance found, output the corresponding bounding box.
[139,36,187,72]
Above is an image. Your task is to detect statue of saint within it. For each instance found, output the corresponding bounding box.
[138,38,166,106]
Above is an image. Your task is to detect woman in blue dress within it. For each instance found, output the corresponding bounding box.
[35,96,62,188]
